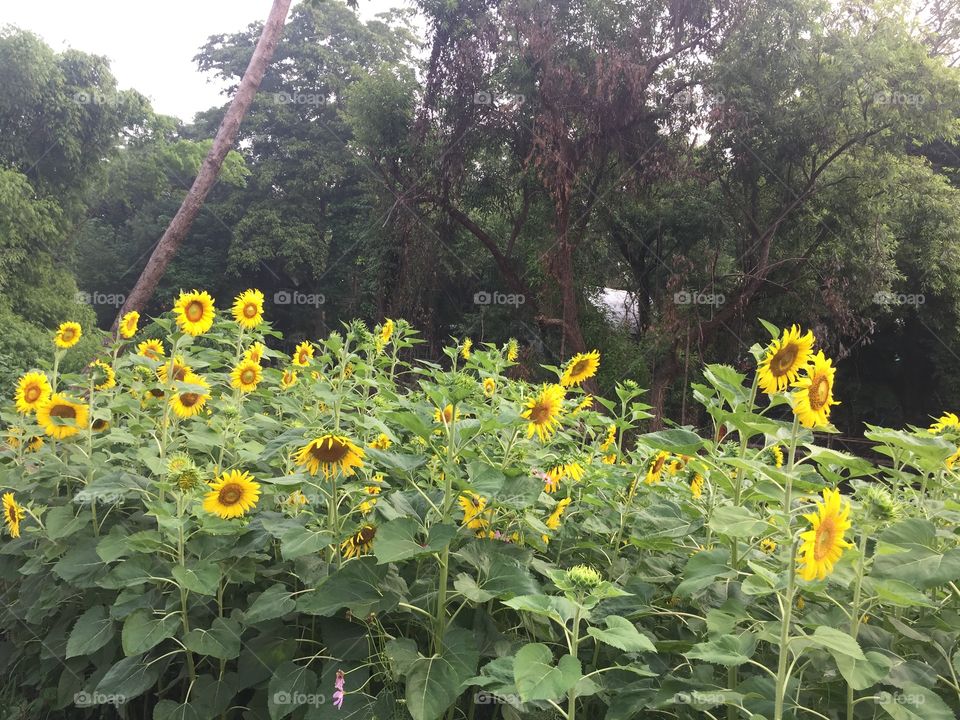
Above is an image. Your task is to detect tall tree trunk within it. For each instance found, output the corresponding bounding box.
[112,0,293,331]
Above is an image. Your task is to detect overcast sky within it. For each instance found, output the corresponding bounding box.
[2,0,408,121]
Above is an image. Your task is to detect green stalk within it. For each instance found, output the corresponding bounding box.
[568,606,582,720]
[846,531,869,720]
[176,492,197,684]
[774,415,801,720]
[434,409,457,652]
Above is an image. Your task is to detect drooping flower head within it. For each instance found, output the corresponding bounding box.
[757,325,815,394]
[137,339,166,360]
[461,337,472,360]
[930,412,960,434]
[36,394,89,439]
[3,493,25,538]
[791,351,839,429]
[89,359,116,391]
[173,290,216,336]
[203,470,260,519]
[333,669,346,710]
[341,525,376,559]
[295,435,365,479]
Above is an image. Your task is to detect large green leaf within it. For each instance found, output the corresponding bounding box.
[877,683,954,720]
[405,655,461,720]
[297,557,404,616]
[685,633,756,667]
[184,617,242,660]
[268,661,317,720]
[244,583,296,625]
[513,643,581,702]
[122,608,180,656]
[709,505,768,538]
[587,615,657,653]
[172,561,220,597]
[95,654,162,700]
[66,605,115,658]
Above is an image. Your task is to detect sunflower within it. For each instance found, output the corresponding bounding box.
[766,445,785,468]
[3,493,25,538]
[90,360,116,390]
[54,322,82,349]
[690,473,705,499]
[119,311,140,339]
[757,325,815,394]
[292,341,314,367]
[7,430,44,453]
[930,412,960,434]
[341,525,377,560]
[36,394,89,439]
[645,451,670,485]
[483,378,496,397]
[560,350,600,387]
[572,395,594,415]
[368,433,391,450]
[280,369,298,389]
[506,339,519,362]
[202,470,261,519]
[231,289,265,330]
[522,385,565,441]
[14,371,51,414]
[459,492,489,531]
[461,337,472,360]
[599,424,617,452]
[169,373,211,419]
[173,290,216,336]
[137,339,166,360]
[760,538,777,554]
[947,447,960,470]
[379,319,394,345]
[791,351,839,429]
[157,356,192,383]
[798,488,853,581]
[230,359,263,393]
[244,342,266,364]
[295,435,365,478]
[91,418,110,432]
[434,404,459,425]
[542,497,572,542]
[545,462,585,494]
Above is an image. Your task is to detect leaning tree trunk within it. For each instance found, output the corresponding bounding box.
[111,0,293,331]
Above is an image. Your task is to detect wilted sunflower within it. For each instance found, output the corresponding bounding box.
[295,435,365,478]
[645,451,670,485]
[560,350,600,387]
[798,487,853,581]
[341,525,377,559]
[137,339,166,360]
[89,360,116,390]
[292,341,314,367]
[930,412,960,434]
[173,290,216,336]
[158,356,192,383]
[244,342,266,364]
[368,433,391,450]
[231,289,265,330]
[483,378,496,397]
[280,369,298,389]
[14,371,51,414]
[757,325,815,394]
[522,385,565,441]
[54,322,82,349]
[202,470,260,519]
[169,372,211,419]
[36,394,89,439]
[119,311,140,339]
[230,359,263,393]
[458,492,489,531]
[3,492,25,538]
[461,337,472,360]
[792,351,839,429]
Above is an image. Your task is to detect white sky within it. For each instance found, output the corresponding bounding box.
[2,0,408,121]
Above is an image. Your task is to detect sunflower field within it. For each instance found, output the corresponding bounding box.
[3,291,960,720]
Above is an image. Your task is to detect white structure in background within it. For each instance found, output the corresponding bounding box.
[589,288,642,334]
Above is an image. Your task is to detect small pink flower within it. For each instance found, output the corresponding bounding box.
[333,669,345,709]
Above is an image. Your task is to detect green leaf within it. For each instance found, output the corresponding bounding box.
[453,573,494,603]
[709,505,768,538]
[877,683,954,720]
[184,617,242,660]
[122,609,180,656]
[513,643,580,702]
[685,633,757,667]
[808,626,866,661]
[676,548,732,597]
[587,615,657,653]
[835,651,893,690]
[153,700,204,720]
[502,594,576,624]
[405,655,461,720]
[244,583,296,625]
[95,654,162,700]
[864,578,935,608]
[45,505,89,540]
[374,517,426,563]
[279,526,334,561]
[297,557,403,617]
[66,605,115,658]
[636,429,704,455]
[385,638,419,680]
[268,661,317,720]
[172,561,220,597]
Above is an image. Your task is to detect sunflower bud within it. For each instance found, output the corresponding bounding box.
[861,485,901,523]
[566,564,603,590]
[167,453,203,491]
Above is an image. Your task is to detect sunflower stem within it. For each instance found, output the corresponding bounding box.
[774,414,801,720]
[434,406,457,653]
[846,530,869,720]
